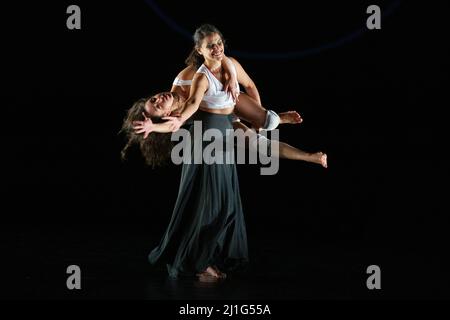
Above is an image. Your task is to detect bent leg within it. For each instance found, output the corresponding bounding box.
[234,93,267,129]
[234,93,302,130]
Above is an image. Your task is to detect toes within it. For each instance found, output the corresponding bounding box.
[322,154,328,168]
[211,266,227,279]
[206,267,220,278]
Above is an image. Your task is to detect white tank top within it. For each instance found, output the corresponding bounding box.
[172,78,192,86]
[196,63,239,109]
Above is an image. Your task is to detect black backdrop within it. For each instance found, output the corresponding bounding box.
[1,0,449,300]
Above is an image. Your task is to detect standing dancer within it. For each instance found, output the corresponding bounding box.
[145,24,252,279]
[126,24,327,280]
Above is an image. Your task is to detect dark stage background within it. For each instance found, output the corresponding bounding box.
[1,0,449,302]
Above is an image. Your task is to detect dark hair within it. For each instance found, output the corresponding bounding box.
[185,24,226,69]
[120,97,173,168]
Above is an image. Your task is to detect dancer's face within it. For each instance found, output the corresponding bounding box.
[144,92,174,118]
[197,33,224,62]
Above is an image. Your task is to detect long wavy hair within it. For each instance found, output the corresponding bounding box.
[120,97,173,168]
[185,24,226,69]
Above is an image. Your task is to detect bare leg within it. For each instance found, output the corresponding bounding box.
[234,93,267,129]
[232,121,327,168]
[235,93,302,129]
[277,142,327,168]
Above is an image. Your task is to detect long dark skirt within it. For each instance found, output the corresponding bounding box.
[148,110,248,278]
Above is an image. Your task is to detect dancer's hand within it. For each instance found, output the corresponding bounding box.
[162,116,184,132]
[133,112,155,139]
[224,77,239,103]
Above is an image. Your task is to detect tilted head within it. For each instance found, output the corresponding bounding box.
[120,96,173,167]
[144,91,176,118]
[185,24,226,68]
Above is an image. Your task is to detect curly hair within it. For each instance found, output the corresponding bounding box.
[120,97,173,168]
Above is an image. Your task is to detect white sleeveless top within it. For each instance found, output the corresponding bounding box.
[172,78,192,86]
[195,63,239,109]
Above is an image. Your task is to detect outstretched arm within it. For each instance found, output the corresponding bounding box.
[174,73,208,124]
[132,113,180,139]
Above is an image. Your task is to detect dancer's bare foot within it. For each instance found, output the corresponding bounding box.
[196,272,219,283]
[196,266,220,279]
[310,152,327,168]
[211,265,227,279]
[279,111,303,124]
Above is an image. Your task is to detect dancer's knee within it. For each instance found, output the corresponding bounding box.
[261,110,280,130]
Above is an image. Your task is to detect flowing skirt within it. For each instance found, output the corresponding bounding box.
[148,110,248,278]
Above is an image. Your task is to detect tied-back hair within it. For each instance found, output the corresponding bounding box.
[185,24,226,69]
[120,97,173,168]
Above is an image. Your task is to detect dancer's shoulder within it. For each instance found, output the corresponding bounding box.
[176,65,197,81]
[227,56,241,67]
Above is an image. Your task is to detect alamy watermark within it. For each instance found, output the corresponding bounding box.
[66,265,81,290]
[367,5,381,30]
[66,5,81,30]
[366,265,381,290]
[170,121,280,175]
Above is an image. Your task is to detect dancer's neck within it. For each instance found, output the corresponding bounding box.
[170,92,185,114]
[204,60,221,73]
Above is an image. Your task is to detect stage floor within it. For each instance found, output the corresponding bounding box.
[2,224,448,300]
